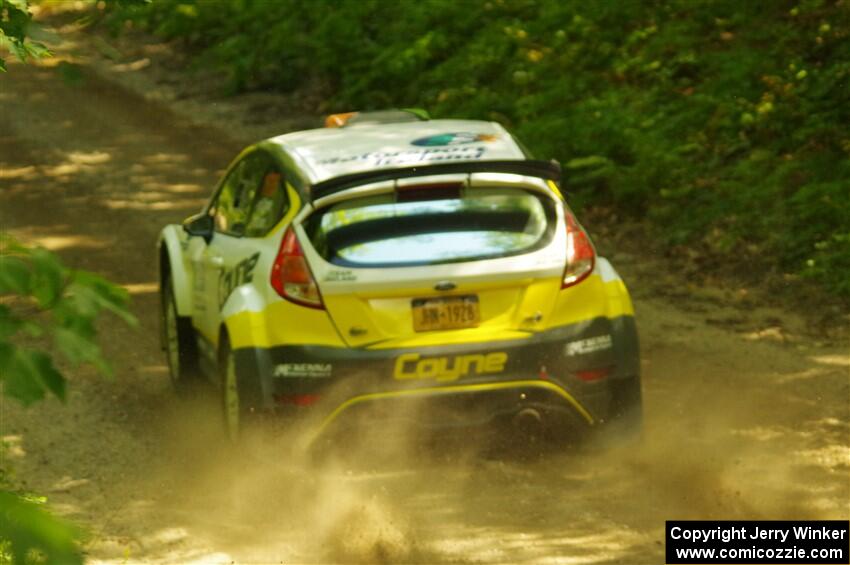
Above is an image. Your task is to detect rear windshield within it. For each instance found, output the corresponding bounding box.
[304,187,556,267]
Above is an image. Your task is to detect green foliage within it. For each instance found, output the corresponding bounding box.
[0,492,82,565]
[0,0,51,72]
[0,236,136,406]
[0,236,136,563]
[116,0,850,294]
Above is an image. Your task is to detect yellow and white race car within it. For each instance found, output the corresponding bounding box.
[158,110,641,445]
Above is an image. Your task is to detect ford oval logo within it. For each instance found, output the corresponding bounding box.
[411,132,498,147]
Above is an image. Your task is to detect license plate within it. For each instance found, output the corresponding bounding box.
[412,295,480,332]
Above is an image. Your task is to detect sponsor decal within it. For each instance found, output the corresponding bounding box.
[393,352,508,382]
[410,132,499,147]
[324,270,356,282]
[218,252,260,309]
[316,145,488,168]
[564,335,613,357]
[274,363,333,378]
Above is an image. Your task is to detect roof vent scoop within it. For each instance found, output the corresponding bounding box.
[324,109,430,128]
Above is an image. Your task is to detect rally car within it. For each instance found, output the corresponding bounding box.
[158,109,641,445]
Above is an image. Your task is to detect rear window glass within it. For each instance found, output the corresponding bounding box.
[305,187,556,267]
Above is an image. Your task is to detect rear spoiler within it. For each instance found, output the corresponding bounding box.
[309,159,561,202]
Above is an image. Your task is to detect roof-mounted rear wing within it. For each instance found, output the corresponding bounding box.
[310,159,561,202]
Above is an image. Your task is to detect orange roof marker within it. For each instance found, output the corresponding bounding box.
[325,112,358,128]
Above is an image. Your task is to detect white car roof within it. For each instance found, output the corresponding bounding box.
[269,119,526,184]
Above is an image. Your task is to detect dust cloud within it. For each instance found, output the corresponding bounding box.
[147,392,469,563]
[121,360,845,564]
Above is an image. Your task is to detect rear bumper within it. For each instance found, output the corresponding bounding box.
[313,379,594,438]
[232,314,640,438]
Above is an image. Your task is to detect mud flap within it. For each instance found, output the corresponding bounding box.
[596,374,643,446]
[233,347,276,412]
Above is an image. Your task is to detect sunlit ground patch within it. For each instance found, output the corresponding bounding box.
[0,165,38,180]
[140,153,190,165]
[3,226,111,251]
[112,58,151,73]
[811,354,850,367]
[797,445,850,472]
[103,197,207,211]
[121,282,158,295]
[136,364,168,376]
[1,435,26,458]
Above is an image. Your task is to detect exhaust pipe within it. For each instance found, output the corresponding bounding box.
[512,407,543,432]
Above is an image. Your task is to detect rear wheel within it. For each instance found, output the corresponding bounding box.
[219,336,268,444]
[162,275,200,393]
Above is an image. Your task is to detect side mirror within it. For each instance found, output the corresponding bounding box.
[183,213,214,243]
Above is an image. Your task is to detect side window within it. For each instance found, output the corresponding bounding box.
[213,153,266,236]
[244,167,290,237]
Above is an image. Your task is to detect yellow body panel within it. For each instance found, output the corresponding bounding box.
[369,328,531,349]
[227,301,345,349]
[603,278,635,319]
[225,273,633,351]
[546,180,564,200]
[323,276,563,348]
[545,274,633,329]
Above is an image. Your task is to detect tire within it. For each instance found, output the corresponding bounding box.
[219,337,272,448]
[218,334,259,444]
[161,274,200,394]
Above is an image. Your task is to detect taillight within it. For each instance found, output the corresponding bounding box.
[274,393,320,406]
[576,367,610,382]
[270,226,324,309]
[562,208,595,288]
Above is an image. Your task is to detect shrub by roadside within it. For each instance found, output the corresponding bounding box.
[109,0,850,299]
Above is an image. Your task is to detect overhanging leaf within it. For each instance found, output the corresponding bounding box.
[29,248,66,307]
[2,348,67,404]
[0,256,31,294]
[23,40,51,60]
[68,271,137,326]
[0,490,83,565]
[29,350,65,400]
[3,350,47,406]
[53,326,111,376]
[0,341,14,377]
[0,304,23,340]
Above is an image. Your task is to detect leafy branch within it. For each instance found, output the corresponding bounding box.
[0,235,137,563]
[0,235,137,405]
[0,0,51,72]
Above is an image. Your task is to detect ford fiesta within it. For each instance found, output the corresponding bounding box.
[158,110,641,446]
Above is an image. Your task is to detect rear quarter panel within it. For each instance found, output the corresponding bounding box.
[546,257,634,329]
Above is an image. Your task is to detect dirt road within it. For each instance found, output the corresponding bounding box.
[1,19,848,564]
